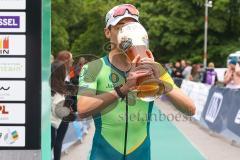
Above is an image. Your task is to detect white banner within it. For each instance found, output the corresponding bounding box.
[0,80,25,101]
[0,58,26,78]
[0,103,25,124]
[0,0,26,10]
[0,126,25,147]
[181,80,211,121]
[0,12,26,33]
[0,35,26,56]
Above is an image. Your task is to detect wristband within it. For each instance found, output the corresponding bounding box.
[114,84,126,99]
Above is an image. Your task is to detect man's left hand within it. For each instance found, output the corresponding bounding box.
[139,50,161,79]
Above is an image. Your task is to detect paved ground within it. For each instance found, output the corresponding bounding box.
[156,99,240,160]
[61,99,240,160]
[61,123,94,160]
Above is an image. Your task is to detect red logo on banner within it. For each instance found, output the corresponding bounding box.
[0,105,9,115]
[0,37,9,49]
[0,37,9,54]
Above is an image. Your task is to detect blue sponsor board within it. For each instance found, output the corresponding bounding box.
[201,87,235,133]
[226,90,240,137]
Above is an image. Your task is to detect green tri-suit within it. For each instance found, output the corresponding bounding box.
[78,56,176,160]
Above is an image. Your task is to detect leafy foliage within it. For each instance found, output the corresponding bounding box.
[52,0,240,67]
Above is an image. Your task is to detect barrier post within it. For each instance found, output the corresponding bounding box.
[41,0,51,160]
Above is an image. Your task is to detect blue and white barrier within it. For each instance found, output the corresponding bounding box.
[179,79,240,143]
[62,119,91,152]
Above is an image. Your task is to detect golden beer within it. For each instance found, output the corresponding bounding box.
[125,45,159,98]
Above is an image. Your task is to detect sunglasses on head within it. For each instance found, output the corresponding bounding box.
[113,4,139,18]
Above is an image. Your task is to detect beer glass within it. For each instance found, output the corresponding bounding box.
[118,22,160,100]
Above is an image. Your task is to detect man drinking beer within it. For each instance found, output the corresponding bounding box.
[77,4,195,160]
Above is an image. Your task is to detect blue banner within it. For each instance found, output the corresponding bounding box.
[201,87,235,133]
[226,90,240,137]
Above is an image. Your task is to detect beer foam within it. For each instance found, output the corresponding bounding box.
[118,22,149,47]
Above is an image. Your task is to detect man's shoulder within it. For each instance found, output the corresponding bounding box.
[82,57,105,70]
[80,57,107,81]
[85,57,105,66]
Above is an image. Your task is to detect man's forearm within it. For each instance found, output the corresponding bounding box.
[78,91,118,118]
[166,88,196,116]
[77,85,129,118]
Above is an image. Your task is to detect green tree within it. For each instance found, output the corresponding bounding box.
[52,0,240,67]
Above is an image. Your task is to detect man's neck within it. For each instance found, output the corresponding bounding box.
[108,49,131,72]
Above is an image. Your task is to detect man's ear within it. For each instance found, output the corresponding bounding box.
[104,28,111,39]
[146,49,154,60]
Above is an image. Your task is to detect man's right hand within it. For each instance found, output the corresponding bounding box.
[120,55,153,94]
